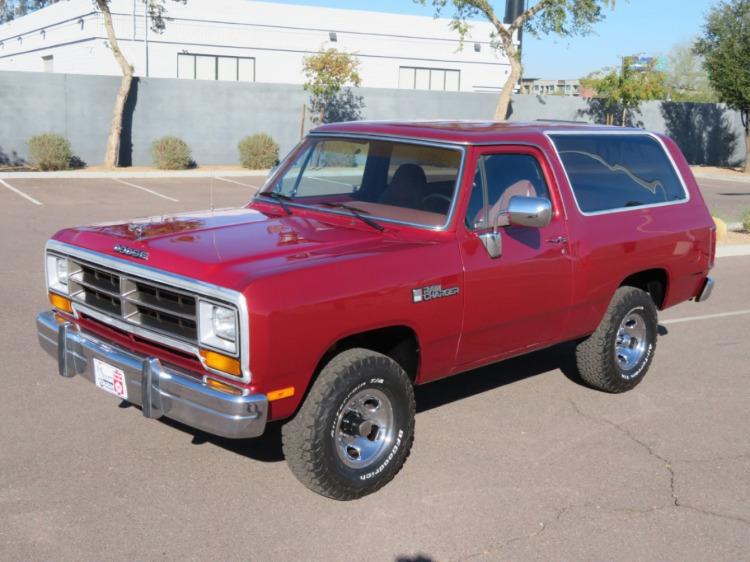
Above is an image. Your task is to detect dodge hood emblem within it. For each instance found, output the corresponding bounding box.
[128,222,145,238]
[113,244,149,260]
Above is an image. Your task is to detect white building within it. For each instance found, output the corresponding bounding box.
[520,78,582,96]
[0,0,512,92]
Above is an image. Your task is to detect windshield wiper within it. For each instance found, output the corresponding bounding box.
[320,202,385,232]
[257,191,293,215]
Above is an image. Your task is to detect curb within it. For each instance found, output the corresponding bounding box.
[692,171,750,184]
[717,244,750,258]
[0,169,270,180]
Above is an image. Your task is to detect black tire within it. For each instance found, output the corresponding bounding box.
[281,348,415,500]
[575,286,658,393]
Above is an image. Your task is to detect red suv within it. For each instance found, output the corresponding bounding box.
[37,121,715,499]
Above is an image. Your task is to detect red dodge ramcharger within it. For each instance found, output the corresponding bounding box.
[37,121,715,499]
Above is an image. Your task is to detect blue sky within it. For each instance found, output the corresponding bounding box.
[266,0,714,79]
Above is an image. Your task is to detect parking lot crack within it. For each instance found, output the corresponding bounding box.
[566,399,750,528]
[566,400,678,505]
[678,504,750,527]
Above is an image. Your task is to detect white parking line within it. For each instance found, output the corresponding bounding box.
[0,178,43,205]
[113,178,179,202]
[311,176,355,187]
[215,176,261,189]
[662,309,750,325]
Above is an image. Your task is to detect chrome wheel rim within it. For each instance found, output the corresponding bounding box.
[334,388,395,469]
[615,309,648,371]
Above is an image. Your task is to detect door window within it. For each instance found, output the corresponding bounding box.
[465,153,551,230]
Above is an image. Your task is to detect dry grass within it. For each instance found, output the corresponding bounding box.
[722,230,750,245]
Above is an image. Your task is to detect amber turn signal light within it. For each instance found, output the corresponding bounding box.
[48,292,73,313]
[200,349,242,377]
[267,386,295,402]
[205,377,244,396]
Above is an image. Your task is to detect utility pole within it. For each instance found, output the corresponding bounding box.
[504,0,526,89]
[145,3,150,77]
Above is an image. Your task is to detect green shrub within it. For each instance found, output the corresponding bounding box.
[151,136,192,170]
[742,209,750,232]
[28,133,73,171]
[238,133,279,169]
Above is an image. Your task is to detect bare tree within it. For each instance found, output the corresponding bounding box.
[95,1,132,168]
[417,0,616,120]
[97,0,183,168]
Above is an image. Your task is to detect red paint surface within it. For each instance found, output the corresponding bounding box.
[51,122,714,421]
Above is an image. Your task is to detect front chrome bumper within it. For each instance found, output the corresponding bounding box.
[36,311,267,439]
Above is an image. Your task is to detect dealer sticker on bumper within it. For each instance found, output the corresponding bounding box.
[93,358,128,400]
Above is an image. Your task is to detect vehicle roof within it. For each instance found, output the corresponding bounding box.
[311,120,649,145]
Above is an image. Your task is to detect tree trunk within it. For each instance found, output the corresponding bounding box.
[299,103,306,139]
[105,72,134,168]
[743,111,749,174]
[494,42,521,121]
[97,0,134,168]
[621,106,627,127]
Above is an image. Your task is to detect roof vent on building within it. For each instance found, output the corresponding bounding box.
[0,41,4,50]
[17,36,22,44]
[40,29,46,39]
[77,18,84,30]
[329,31,337,42]
[474,42,481,52]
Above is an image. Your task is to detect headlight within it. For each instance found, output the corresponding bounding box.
[198,301,238,354]
[46,254,69,294]
[212,306,237,341]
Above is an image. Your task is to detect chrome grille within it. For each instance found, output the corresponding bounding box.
[67,258,198,344]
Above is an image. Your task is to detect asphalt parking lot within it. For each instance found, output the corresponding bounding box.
[0,174,748,561]
[696,174,750,223]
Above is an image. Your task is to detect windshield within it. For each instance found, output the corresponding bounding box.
[261,137,463,228]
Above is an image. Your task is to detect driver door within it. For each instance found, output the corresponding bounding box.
[456,146,574,369]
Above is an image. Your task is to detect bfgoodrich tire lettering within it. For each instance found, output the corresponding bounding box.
[575,286,658,393]
[282,348,415,500]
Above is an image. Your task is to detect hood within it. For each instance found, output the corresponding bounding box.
[52,207,420,290]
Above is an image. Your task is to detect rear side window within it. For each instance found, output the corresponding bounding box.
[549,134,687,214]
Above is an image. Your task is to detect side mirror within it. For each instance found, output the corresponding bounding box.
[506,196,552,228]
[478,196,553,259]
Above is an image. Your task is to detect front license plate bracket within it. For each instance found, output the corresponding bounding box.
[93,358,128,400]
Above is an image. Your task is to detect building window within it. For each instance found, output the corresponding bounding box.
[42,54,53,73]
[177,53,256,82]
[398,66,460,91]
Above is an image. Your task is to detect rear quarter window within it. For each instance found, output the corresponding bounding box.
[549,134,687,214]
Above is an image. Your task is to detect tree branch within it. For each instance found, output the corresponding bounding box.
[511,0,555,32]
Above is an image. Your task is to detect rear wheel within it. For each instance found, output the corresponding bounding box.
[282,348,415,500]
[575,287,658,393]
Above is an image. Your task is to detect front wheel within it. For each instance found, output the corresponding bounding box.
[575,286,658,393]
[282,348,415,500]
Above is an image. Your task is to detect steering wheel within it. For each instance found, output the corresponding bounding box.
[421,193,452,214]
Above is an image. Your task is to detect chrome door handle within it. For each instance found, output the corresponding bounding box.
[547,236,568,244]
